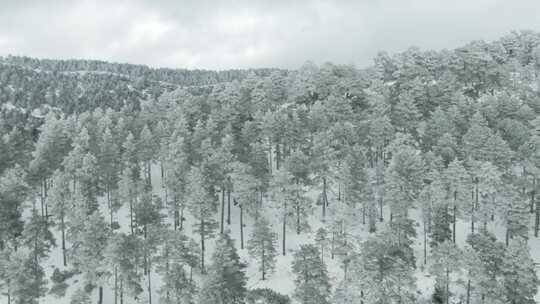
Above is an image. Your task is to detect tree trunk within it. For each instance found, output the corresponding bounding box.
[61,214,67,267]
[505,227,510,247]
[379,196,384,222]
[534,195,540,237]
[331,231,335,259]
[362,204,366,225]
[98,286,103,304]
[174,207,179,231]
[180,206,185,231]
[446,268,449,304]
[40,179,45,218]
[466,279,471,304]
[220,187,225,234]
[129,198,134,235]
[200,217,205,273]
[147,161,152,187]
[322,177,327,219]
[268,140,273,174]
[282,206,287,256]
[453,192,457,243]
[148,268,152,304]
[276,143,280,170]
[296,205,300,235]
[227,189,231,225]
[530,177,535,214]
[120,279,123,304]
[114,267,118,304]
[262,244,265,280]
[423,217,427,265]
[240,206,244,249]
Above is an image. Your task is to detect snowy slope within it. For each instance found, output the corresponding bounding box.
[39,165,540,304]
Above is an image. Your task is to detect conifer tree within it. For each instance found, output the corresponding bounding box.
[429,241,463,304]
[0,165,28,250]
[501,238,538,304]
[68,212,110,304]
[199,232,247,304]
[139,124,155,186]
[105,232,144,304]
[186,166,218,273]
[314,227,329,263]
[350,228,417,304]
[247,217,278,280]
[48,170,71,266]
[291,244,331,304]
[270,168,297,256]
[443,159,471,243]
[156,230,198,304]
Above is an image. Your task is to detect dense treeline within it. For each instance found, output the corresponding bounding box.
[1,30,540,304]
[0,55,282,113]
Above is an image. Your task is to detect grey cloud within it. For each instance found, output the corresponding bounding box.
[1,0,540,70]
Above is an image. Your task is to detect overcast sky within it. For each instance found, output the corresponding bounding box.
[2,0,540,70]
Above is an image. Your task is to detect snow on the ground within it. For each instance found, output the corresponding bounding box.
[37,164,540,304]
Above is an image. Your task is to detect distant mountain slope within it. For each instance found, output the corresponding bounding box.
[0,55,283,113]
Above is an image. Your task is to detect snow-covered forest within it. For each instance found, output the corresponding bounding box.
[2,30,540,304]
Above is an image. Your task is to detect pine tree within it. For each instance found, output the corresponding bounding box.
[156,230,198,304]
[6,252,48,304]
[247,217,278,280]
[462,111,492,161]
[501,238,538,304]
[48,170,71,266]
[443,159,471,243]
[199,232,247,304]
[392,92,421,134]
[138,124,155,186]
[0,165,28,250]
[76,152,99,213]
[291,244,331,304]
[230,161,260,249]
[314,228,329,263]
[186,166,218,273]
[164,131,189,231]
[466,232,506,304]
[68,212,110,304]
[270,168,297,256]
[98,126,120,227]
[428,241,463,304]
[350,228,417,304]
[105,233,144,304]
[134,189,164,304]
[70,288,91,304]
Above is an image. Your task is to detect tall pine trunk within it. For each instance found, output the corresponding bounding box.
[452,191,457,243]
[240,206,244,249]
[120,279,123,304]
[322,177,327,219]
[98,286,103,304]
[148,267,152,304]
[61,214,67,266]
[227,189,231,225]
[129,197,134,235]
[114,267,118,304]
[200,217,205,273]
[282,202,287,256]
[220,187,225,234]
[261,244,266,280]
[275,143,280,170]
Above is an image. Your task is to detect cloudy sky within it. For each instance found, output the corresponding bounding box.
[2,0,540,70]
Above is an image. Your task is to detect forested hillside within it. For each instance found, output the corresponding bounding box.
[2,30,540,304]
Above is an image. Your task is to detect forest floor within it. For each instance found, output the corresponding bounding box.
[39,165,540,304]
